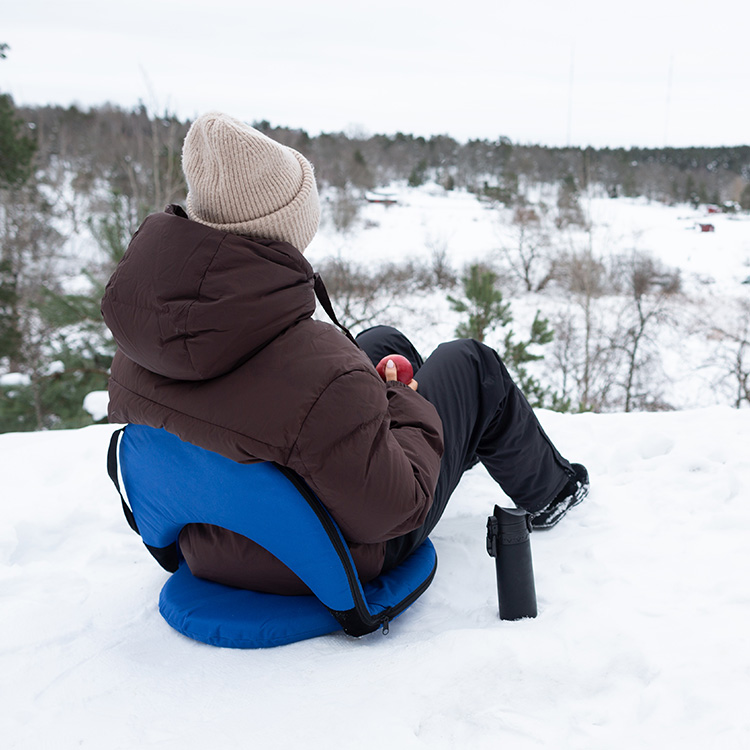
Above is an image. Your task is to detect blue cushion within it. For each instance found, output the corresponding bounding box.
[119,425,361,612]
[160,538,436,649]
[115,425,437,647]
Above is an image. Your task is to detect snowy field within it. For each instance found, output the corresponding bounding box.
[2,408,750,749]
[2,188,750,747]
[309,188,750,411]
[311,187,750,293]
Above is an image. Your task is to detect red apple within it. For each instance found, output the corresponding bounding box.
[375,354,414,384]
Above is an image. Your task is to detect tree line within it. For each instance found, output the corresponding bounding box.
[17,103,750,208]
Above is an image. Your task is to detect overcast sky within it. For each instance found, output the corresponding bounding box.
[3,0,749,148]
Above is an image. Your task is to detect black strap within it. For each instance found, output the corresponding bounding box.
[107,426,180,571]
[107,427,140,535]
[313,273,360,348]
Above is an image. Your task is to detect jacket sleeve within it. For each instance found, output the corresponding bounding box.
[288,370,444,544]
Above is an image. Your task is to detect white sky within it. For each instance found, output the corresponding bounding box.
[2,0,749,147]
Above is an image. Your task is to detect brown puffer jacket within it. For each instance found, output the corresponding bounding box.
[101,205,444,594]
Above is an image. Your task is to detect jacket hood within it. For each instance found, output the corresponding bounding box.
[101,205,316,381]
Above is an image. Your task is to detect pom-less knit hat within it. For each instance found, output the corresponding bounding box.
[182,112,320,252]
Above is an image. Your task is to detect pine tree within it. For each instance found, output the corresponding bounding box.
[448,263,564,409]
[408,158,428,188]
[502,310,558,408]
[0,259,20,364]
[447,264,511,342]
[0,47,37,370]
[7,192,133,431]
[0,55,36,189]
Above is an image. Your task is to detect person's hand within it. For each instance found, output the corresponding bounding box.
[384,358,418,391]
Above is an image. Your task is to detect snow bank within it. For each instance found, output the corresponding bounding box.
[2,408,749,749]
[82,390,109,422]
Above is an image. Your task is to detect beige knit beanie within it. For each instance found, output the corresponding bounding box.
[182,112,320,251]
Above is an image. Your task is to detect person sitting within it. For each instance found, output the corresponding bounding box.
[101,112,589,596]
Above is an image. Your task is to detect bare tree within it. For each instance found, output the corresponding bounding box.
[315,257,437,333]
[105,102,187,231]
[424,233,457,290]
[707,298,750,408]
[326,185,361,235]
[498,204,558,293]
[556,174,588,230]
[547,238,681,413]
[609,252,680,412]
[550,237,615,411]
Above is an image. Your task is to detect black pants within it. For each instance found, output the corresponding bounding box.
[355,326,573,570]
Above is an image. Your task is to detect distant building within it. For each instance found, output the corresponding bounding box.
[365,190,398,206]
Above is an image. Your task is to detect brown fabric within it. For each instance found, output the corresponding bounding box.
[102,206,444,594]
[177,524,387,596]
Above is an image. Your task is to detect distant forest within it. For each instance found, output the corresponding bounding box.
[19,103,750,215]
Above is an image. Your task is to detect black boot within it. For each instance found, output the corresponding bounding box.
[530,464,589,530]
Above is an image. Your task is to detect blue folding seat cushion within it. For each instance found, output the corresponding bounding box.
[108,425,437,648]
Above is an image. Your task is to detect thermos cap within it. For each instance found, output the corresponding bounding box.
[494,505,532,544]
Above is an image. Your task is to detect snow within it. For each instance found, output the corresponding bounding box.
[311,186,499,268]
[82,390,109,422]
[0,373,31,387]
[2,409,750,749]
[3,187,750,746]
[311,187,750,297]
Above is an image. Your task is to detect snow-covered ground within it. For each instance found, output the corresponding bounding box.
[311,187,750,293]
[309,187,750,411]
[2,409,749,749]
[3,187,750,747]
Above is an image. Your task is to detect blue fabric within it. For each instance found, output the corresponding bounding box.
[119,425,360,612]
[117,425,437,648]
[159,539,436,649]
[159,566,342,648]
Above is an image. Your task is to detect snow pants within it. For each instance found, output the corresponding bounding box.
[355,326,574,570]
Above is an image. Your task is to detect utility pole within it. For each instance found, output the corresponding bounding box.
[566,45,575,147]
[664,54,674,147]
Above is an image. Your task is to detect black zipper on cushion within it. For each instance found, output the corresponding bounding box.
[382,555,437,622]
[275,464,387,634]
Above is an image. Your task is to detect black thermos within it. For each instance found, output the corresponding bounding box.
[486,505,537,620]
